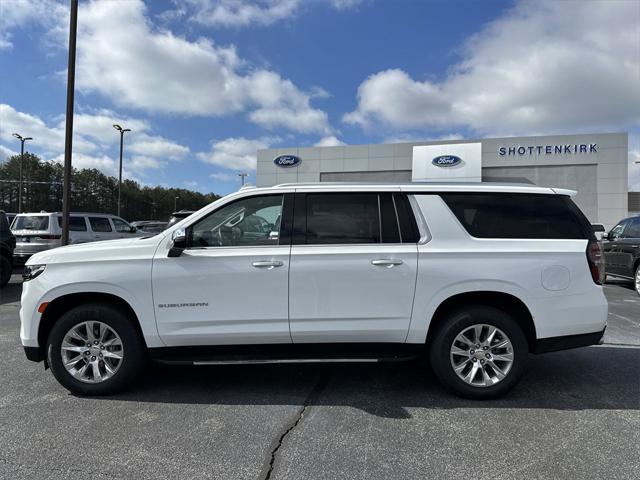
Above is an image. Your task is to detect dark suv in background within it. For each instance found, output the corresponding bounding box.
[603,215,640,295]
[0,211,16,288]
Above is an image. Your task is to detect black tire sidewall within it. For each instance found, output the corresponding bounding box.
[430,305,528,399]
[635,264,640,296]
[47,303,145,395]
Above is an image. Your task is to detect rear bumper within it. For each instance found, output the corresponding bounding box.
[533,328,606,354]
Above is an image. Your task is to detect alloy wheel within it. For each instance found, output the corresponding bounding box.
[450,324,514,387]
[60,321,124,383]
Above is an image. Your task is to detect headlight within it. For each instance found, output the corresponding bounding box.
[23,264,46,281]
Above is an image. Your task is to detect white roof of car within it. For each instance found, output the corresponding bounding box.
[264,182,575,196]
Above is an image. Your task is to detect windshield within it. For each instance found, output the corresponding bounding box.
[13,215,49,231]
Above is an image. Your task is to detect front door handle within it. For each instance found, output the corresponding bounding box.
[371,259,403,268]
[252,260,284,269]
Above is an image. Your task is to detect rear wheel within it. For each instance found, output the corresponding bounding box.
[47,303,145,395]
[430,305,528,399]
[0,255,11,288]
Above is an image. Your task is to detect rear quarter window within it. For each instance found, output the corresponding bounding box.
[440,193,593,240]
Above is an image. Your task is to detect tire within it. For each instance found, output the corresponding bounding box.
[47,303,145,396]
[0,255,11,288]
[635,264,640,297]
[429,305,528,399]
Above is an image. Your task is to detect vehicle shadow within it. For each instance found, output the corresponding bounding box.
[94,346,639,418]
[0,275,22,305]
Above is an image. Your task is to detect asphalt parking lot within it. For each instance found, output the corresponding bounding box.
[0,273,638,480]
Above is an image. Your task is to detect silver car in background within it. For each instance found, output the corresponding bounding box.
[11,212,143,263]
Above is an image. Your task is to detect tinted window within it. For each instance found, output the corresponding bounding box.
[0,213,9,233]
[13,215,49,230]
[440,193,591,239]
[89,217,112,232]
[57,216,87,231]
[112,218,131,233]
[624,218,640,239]
[305,193,380,244]
[191,195,283,247]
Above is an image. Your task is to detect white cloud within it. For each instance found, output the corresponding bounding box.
[344,0,640,136]
[73,0,331,134]
[0,144,18,159]
[164,0,367,28]
[197,136,278,170]
[0,0,66,50]
[178,0,299,27]
[0,103,188,178]
[210,172,237,182]
[331,0,366,10]
[314,135,346,147]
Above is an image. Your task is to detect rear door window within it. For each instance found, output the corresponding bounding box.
[440,193,592,239]
[57,216,88,231]
[89,217,112,232]
[304,193,381,245]
[13,215,49,231]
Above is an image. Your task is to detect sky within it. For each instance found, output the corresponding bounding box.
[0,0,639,195]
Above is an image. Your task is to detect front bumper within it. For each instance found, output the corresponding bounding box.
[533,327,606,354]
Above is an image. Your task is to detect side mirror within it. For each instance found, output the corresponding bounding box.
[168,229,187,257]
[130,226,137,233]
[605,231,614,241]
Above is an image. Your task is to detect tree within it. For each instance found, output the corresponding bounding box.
[0,153,220,221]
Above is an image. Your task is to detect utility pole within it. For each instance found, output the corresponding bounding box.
[174,196,179,212]
[238,172,248,186]
[113,124,131,217]
[61,0,78,246]
[11,133,33,213]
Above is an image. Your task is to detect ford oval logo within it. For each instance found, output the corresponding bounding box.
[432,155,462,167]
[273,155,301,168]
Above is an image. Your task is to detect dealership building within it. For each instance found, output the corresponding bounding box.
[256,132,628,229]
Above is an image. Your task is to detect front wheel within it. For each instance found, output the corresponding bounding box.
[634,264,640,296]
[429,305,528,399]
[47,303,145,395]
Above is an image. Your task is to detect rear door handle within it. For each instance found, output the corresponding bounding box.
[252,260,284,269]
[371,259,403,267]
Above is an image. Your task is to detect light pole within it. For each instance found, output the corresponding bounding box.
[12,133,33,213]
[174,196,179,212]
[238,172,248,186]
[61,0,78,246]
[113,124,131,217]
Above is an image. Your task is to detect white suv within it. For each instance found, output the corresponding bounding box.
[20,183,607,399]
[12,212,142,263]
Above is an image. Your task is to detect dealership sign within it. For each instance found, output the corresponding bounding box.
[432,155,462,167]
[273,155,301,168]
[499,144,597,156]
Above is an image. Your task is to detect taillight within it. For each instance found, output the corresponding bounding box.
[586,239,604,285]
[36,235,62,240]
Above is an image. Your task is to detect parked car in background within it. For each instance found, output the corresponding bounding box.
[166,210,195,229]
[0,211,16,288]
[603,215,640,295]
[19,183,607,399]
[131,221,168,234]
[11,212,142,264]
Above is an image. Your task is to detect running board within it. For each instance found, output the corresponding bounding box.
[155,355,417,366]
